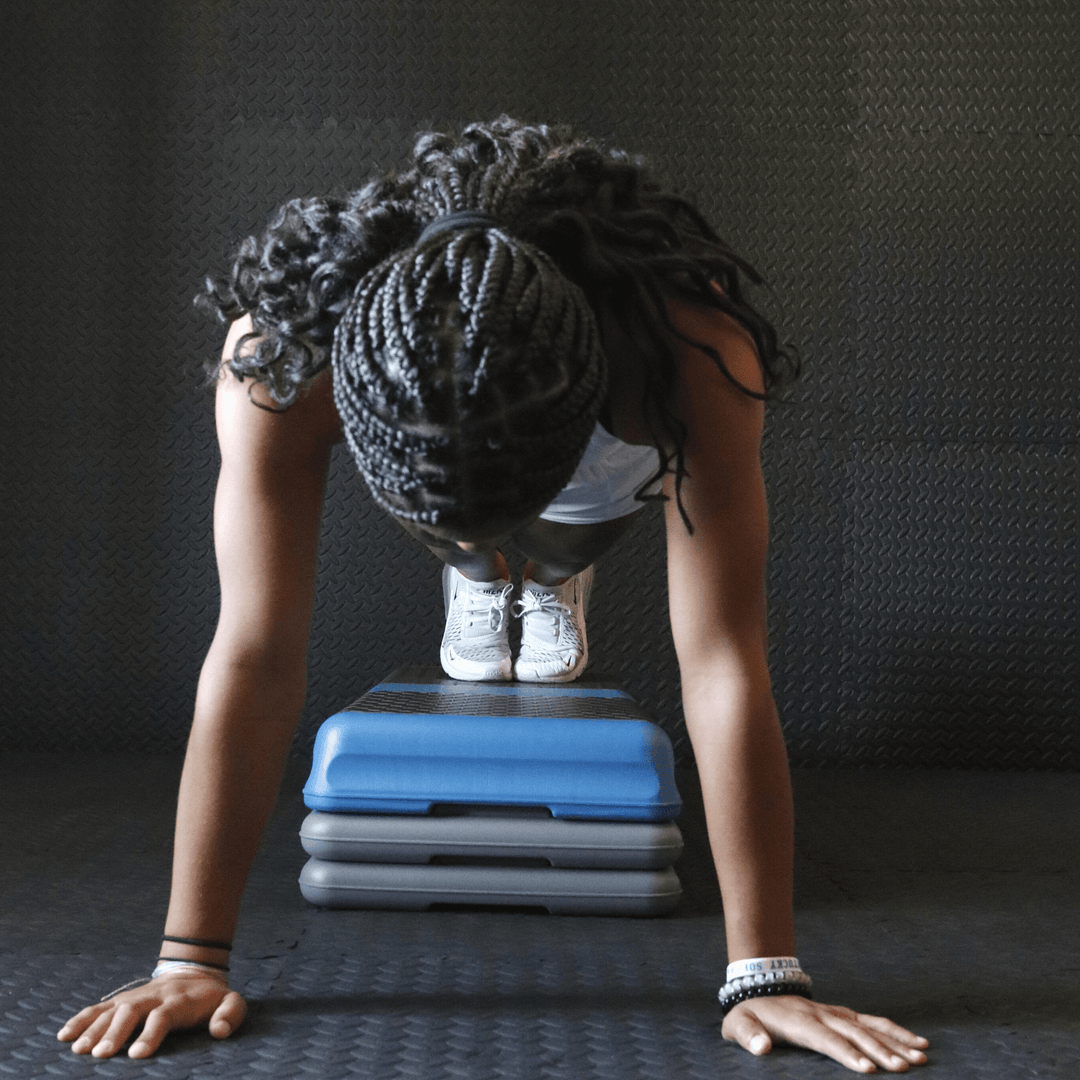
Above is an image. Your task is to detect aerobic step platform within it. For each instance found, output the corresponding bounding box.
[299,667,683,916]
[303,665,681,821]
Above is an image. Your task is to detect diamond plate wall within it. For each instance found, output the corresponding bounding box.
[1,1,1076,767]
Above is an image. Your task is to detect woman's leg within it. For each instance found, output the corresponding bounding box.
[390,507,643,582]
[390,516,515,680]
[510,509,644,681]
[391,517,510,582]
[511,510,644,584]
[391,509,644,682]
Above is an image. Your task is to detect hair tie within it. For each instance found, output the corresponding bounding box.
[417,210,499,245]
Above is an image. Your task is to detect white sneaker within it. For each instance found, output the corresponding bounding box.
[440,565,514,681]
[512,565,593,683]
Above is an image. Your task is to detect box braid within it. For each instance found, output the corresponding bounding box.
[198,116,799,532]
[331,221,606,526]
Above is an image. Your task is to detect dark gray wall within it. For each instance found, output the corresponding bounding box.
[2,1,1076,767]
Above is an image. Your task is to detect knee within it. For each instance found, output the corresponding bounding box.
[528,548,594,581]
[514,512,641,579]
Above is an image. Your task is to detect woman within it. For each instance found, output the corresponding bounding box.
[57,118,928,1072]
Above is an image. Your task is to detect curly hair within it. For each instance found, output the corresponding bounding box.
[198,116,799,529]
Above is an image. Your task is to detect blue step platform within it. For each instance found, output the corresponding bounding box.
[303,665,681,821]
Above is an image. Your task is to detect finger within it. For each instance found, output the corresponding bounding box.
[798,1024,883,1074]
[849,1024,927,1066]
[129,1006,175,1059]
[57,1003,108,1042]
[857,1013,930,1052]
[721,1006,773,1056]
[91,1002,146,1059]
[822,1015,920,1072]
[738,1001,883,1074]
[816,1008,927,1065]
[209,991,247,1040]
[69,1007,119,1054]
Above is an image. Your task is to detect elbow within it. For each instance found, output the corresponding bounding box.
[677,645,776,729]
[675,628,771,693]
[198,638,309,723]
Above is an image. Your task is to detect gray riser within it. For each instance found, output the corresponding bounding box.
[299,858,683,916]
[300,810,684,869]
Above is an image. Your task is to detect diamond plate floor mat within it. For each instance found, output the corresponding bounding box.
[1,754,1078,1079]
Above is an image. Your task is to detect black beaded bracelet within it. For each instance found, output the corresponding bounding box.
[161,934,233,951]
[719,981,813,1015]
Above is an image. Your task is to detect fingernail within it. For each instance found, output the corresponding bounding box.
[72,1037,88,1052]
[749,1034,768,1054]
[858,1060,875,1072]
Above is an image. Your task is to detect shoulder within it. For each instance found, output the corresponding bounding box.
[215,316,343,463]
[665,296,765,461]
[666,294,765,399]
[602,294,764,452]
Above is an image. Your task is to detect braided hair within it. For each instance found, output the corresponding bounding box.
[199,116,798,530]
[331,222,605,526]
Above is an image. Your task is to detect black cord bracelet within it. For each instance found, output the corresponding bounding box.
[161,934,233,951]
[157,955,230,973]
[719,981,813,1015]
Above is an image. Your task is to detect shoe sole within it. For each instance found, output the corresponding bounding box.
[440,643,512,681]
[513,651,589,683]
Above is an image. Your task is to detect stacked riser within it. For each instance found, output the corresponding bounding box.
[299,666,683,916]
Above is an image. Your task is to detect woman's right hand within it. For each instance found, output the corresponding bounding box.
[57,970,246,1059]
[722,994,928,1072]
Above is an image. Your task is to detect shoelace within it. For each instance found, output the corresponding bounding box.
[463,581,514,633]
[514,588,581,647]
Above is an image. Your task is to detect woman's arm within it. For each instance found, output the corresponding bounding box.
[58,318,341,1059]
[664,303,928,1073]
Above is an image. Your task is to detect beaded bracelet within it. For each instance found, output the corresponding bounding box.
[719,980,813,1015]
[719,963,813,1015]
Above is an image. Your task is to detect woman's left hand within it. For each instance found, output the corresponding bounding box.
[722,994,929,1073]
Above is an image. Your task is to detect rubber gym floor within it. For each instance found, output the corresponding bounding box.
[2,754,1077,1079]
